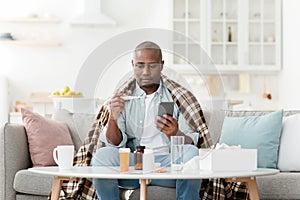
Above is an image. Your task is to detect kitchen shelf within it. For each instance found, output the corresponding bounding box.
[210,42,238,46]
[0,15,62,47]
[211,19,238,23]
[0,40,61,46]
[249,19,275,23]
[0,17,61,24]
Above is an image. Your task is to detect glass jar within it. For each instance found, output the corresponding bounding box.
[134,146,145,170]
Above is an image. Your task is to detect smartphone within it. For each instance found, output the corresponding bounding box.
[158,102,174,117]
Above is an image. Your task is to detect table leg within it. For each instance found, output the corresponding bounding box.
[140,179,147,200]
[225,177,259,200]
[51,176,63,200]
[50,177,80,200]
[246,177,259,200]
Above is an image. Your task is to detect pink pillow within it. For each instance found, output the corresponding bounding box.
[21,108,74,167]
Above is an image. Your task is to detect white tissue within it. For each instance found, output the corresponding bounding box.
[215,143,241,149]
[199,144,257,171]
[183,156,200,171]
[182,144,242,171]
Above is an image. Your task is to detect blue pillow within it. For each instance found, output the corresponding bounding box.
[219,110,283,168]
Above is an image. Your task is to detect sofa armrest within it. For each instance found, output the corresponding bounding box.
[0,123,32,200]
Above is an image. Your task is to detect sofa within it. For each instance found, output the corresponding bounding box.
[1,109,300,200]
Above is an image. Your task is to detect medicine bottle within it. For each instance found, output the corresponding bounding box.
[228,26,232,42]
[134,146,145,170]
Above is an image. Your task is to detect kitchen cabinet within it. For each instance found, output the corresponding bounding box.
[172,0,281,73]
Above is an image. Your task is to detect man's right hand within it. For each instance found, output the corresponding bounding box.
[108,93,126,121]
[105,93,126,145]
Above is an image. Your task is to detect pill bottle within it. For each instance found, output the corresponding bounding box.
[143,149,155,172]
[134,146,145,170]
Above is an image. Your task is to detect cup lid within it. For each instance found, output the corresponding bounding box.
[119,148,130,153]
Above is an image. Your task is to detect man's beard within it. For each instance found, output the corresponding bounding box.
[142,83,159,88]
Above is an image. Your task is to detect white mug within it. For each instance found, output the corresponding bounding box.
[53,145,74,169]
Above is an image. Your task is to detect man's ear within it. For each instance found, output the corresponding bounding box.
[131,60,134,68]
[161,60,164,71]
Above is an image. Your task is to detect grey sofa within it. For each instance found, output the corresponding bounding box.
[1,109,300,200]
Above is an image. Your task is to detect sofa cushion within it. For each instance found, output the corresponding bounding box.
[16,194,48,200]
[21,108,74,167]
[256,172,300,199]
[219,110,283,168]
[203,109,225,145]
[52,109,96,149]
[51,109,82,151]
[13,170,53,196]
[278,114,300,171]
[73,112,96,141]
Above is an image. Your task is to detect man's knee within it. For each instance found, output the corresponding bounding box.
[92,147,119,166]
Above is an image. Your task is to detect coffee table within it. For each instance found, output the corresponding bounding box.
[29,166,279,200]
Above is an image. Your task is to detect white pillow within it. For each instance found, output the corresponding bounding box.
[278,114,300,171]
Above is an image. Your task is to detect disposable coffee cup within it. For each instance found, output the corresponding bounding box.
[119,148,130,172]
[171,136,184,171]
[53,145,74,169]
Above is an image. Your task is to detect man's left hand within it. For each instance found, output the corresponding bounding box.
[155,115,178,138]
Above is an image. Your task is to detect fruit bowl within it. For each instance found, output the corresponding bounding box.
[49,94,84,98]
[50,86,83,98]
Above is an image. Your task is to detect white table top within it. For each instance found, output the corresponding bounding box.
[29,166,279,180]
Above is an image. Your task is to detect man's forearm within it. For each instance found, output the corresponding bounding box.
[105,117,123,145]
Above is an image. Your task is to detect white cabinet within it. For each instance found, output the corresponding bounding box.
[172,0,205,65]
[9,112,23,124]
[246,0,281,68]
[52,98,100,114]
[208,0,239,67]
[172,0,281,72]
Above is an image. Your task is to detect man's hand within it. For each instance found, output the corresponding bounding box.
[105,93,126,146]
[155,115,194,144]
[155,114,179,138]
[108,93,126,121]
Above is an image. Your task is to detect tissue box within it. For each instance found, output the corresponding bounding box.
[199,148,257,171]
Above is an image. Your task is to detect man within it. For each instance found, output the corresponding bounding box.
[92,41,211,200]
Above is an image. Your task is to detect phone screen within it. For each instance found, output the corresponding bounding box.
[158,102,174,117]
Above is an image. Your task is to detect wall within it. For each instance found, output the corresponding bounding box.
[0,76,8,125]
[0,0,298,115]
[0,0,170,111]
[279,0,300,109]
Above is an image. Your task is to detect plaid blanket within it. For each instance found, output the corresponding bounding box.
[54,75,249,200]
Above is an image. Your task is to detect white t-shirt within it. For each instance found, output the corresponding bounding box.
[140,93,169,155]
